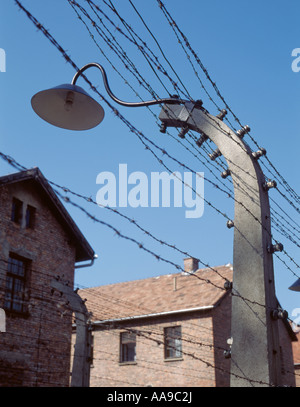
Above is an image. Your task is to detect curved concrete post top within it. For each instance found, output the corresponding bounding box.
[159,102,283,387]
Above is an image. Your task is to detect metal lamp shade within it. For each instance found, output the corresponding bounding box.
[31,83,105,131]
[289,278,300,292]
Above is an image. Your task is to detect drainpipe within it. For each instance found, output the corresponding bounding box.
[75,254,98,269]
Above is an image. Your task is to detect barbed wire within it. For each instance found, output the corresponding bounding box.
[69,2,300,253]
[0,229,298,388]
[1,271,297,388]
[155,0,300,209]
[3,142,300,309]
[5,0,300,388]
[1,141,299,323]
[6,1,300,308]
[7,0,300,388]
[16,0,300,268]
[0,260,232,362]
[0,262,241,385]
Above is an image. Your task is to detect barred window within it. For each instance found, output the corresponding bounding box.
[120,332,136,363]
[4,255,29,314]
[164,326,182,359]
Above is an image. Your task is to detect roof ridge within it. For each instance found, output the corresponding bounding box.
[79,263,233,292]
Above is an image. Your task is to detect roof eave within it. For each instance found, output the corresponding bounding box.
[89,304,215,327]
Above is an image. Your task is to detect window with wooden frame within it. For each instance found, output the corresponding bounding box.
[120,332,136,363]
[4,254,30,314]
[164,326,182,360]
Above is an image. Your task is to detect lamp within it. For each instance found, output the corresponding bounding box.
[31,83,105,131]
[31,62,184,131]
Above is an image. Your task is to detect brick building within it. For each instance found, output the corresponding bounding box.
[0,168,94,386]
[76,258,298,387]
[292,331,300,386]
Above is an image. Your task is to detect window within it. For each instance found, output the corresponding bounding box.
[164,326,182,359]
[11,199,36,229]
[11,198,23,225]
[25,205,36,229]
[4,255,29,314]
[120,332,136,363]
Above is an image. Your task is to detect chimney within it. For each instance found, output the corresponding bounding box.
[173,276,177,291]
[183,257,199,275]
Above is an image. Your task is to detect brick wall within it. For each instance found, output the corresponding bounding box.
[86,296,232,387]
[278,320,297,387]
[90,314,218,387]
[73,291,298,387]
[0,181,76,386]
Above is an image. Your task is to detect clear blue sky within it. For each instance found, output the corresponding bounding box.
[0,1,299,320]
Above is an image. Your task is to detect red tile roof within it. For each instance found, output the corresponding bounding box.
[78,264,233,322]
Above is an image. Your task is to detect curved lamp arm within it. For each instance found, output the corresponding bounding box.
[31,61,189,130]
[71,62,186,108]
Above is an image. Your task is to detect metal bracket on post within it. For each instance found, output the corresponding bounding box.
[51,279,92,387]
[159,102,282,387]
[224,337,233,359]
[159,101,202,136]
